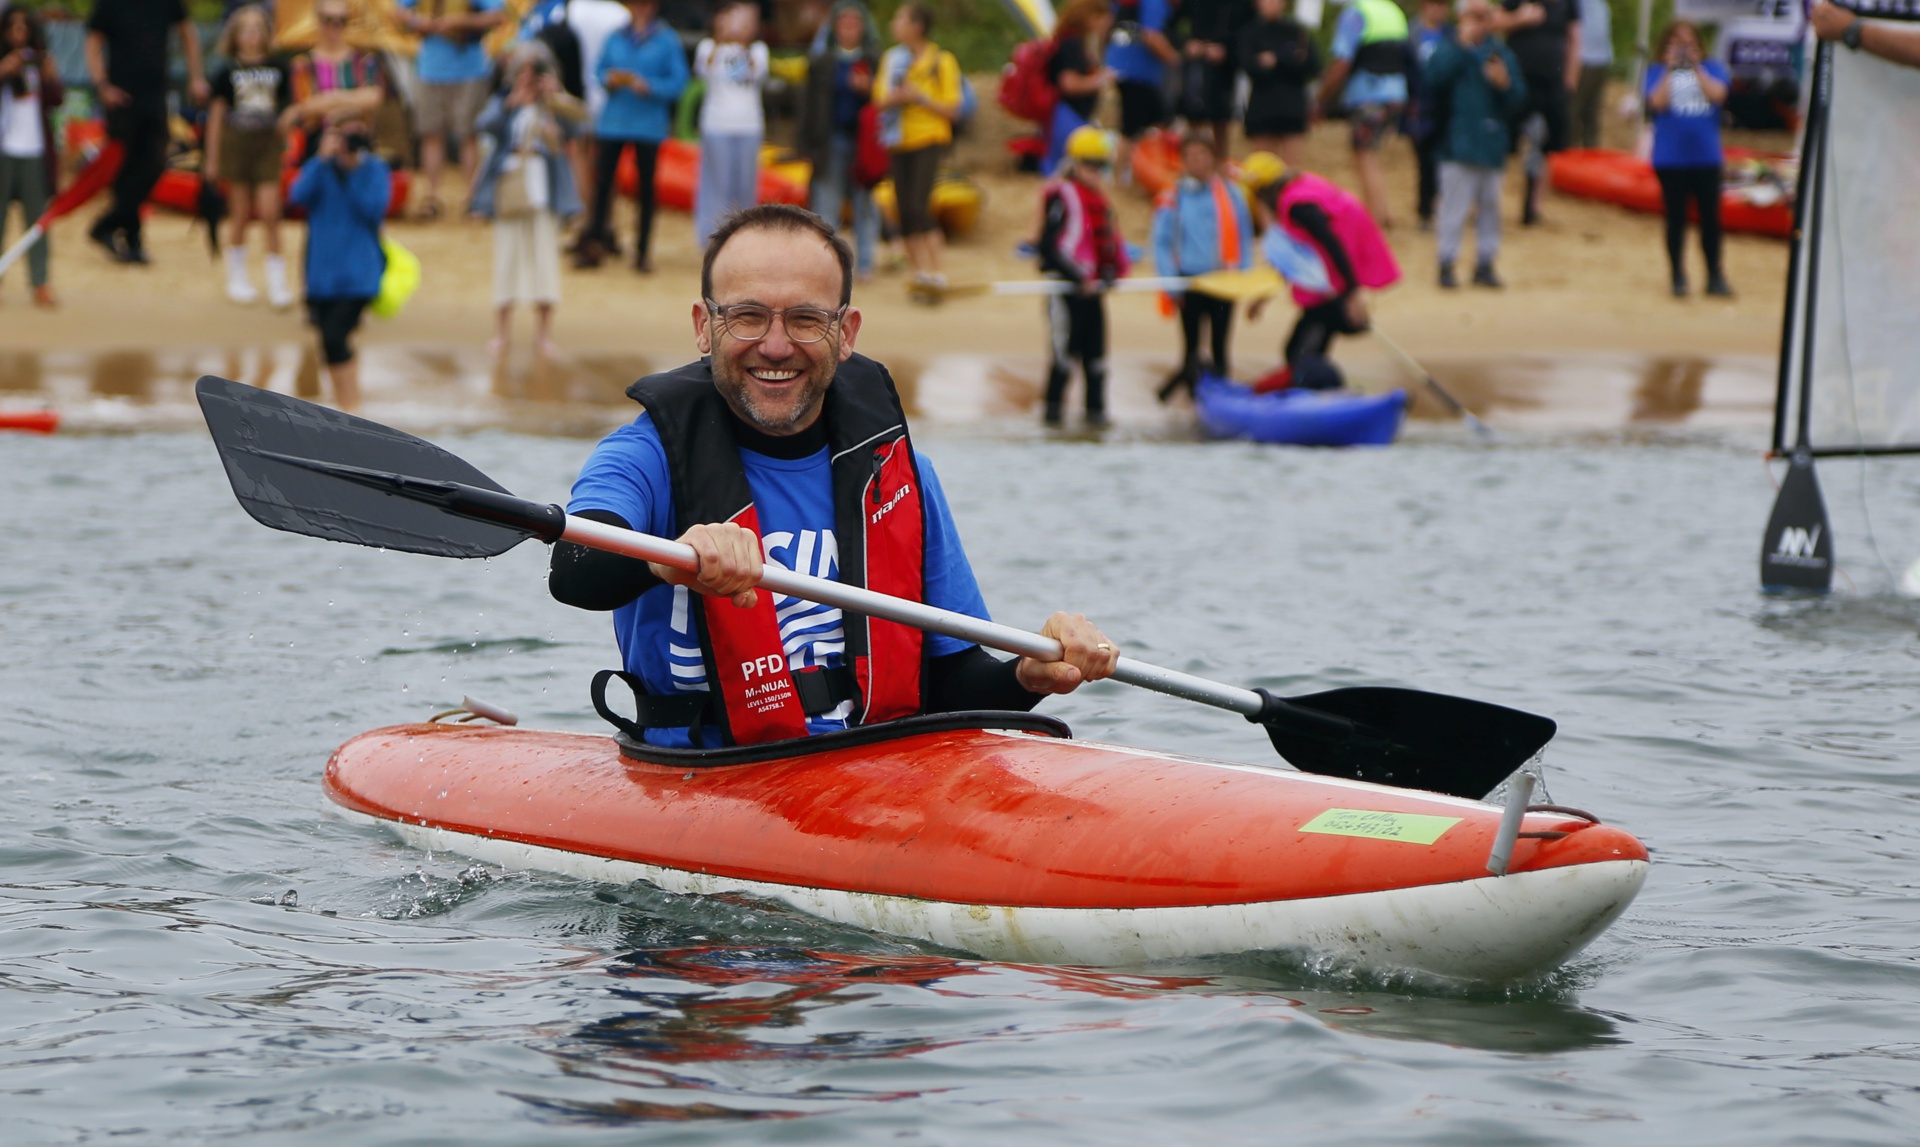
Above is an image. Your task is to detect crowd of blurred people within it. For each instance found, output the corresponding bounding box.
[0,0,1772,420]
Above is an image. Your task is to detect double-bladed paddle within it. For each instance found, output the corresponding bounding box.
[1372,329,1498,442]
[195,375,1554,799]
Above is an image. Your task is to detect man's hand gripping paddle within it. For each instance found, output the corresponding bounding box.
[195,376,1554,799]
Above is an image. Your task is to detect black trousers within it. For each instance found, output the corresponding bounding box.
[308,297,371,365]
[1414,132,1441,222]
[1045,292,1107,420]
[1178,290,1235,381]
[1655,164,1724,280]
[98,106,170,245]
[1285,297,1366,366]
[589,138,660,260]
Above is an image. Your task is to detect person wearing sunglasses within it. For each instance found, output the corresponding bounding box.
[549,203,1119,750]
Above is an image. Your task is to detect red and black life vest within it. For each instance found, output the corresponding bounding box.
[625,354,928,745]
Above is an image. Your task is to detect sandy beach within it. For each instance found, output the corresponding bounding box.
[3,80,1793,435]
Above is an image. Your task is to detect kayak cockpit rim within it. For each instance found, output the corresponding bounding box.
[608,709,1075,768]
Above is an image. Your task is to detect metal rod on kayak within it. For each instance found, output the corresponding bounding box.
[561,516,1267,718]
[1486,772,1537,876]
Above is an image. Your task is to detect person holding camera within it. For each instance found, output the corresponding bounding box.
[693,1,769,247]
[1645,20,1731,299]
[0,3,61,307]
[470,44,585,360]
[290,114,392,412]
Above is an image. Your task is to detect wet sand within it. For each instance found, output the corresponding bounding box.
[2,85,1792,436]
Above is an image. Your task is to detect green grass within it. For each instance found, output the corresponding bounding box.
[864,0,1030,75]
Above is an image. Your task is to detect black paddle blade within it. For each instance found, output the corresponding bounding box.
[1257,686,1556,800]
[1760,450,1833,594]
[195,375,533,558]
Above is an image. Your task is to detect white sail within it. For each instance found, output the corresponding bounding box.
[1777,36,1920,455]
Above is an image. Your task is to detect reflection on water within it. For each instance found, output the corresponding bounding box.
[5,345,1774,437]
[520,940,1624,1125]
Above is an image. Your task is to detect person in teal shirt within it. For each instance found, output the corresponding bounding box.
[1424,0,1526,289]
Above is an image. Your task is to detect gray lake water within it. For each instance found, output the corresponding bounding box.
[6,415,1920,1145]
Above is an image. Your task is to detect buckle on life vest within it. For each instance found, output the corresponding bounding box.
[591,666,858,741]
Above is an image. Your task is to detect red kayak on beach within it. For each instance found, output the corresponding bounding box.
[1,409,59,434]
[1549,147,1793,238]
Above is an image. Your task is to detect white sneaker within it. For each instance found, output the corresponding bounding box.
[264,255,295,310]
[225,246,258,305]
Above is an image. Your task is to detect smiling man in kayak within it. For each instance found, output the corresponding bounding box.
[549,204,1119,747]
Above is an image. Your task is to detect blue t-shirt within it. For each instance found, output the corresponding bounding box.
[1645,60,1728,169]
[1107,0,1170,85]
[569,413,990,746]
[401,0,505,85]
[1332,6,1409,108]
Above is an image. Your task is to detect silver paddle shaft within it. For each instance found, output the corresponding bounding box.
[562,515,1266,718]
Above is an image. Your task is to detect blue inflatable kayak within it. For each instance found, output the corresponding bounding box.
[1194,375,1407,447]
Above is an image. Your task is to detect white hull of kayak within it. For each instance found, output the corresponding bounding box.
[338,807,1647,984]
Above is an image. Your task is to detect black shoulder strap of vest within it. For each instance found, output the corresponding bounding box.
[626,360,753,532]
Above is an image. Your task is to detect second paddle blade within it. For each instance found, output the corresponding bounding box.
[195,375,529,559]
[1266,687,1556,800]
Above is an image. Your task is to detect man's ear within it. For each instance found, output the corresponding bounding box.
[693,301,712,355]
[837,307,862,361]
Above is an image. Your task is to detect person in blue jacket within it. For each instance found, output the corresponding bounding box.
[289,113,391,413]
[578,0,687,271]
[1150,133,1254,401]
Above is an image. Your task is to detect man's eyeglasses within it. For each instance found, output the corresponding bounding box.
[319,15,351,27]
[705,300,845,344]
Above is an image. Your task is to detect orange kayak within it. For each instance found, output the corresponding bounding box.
[327,714,1647,983]
[149,166,413,221]
[615,139,809,212]
[1549,147,1793,238]
[1129,128,1182,198]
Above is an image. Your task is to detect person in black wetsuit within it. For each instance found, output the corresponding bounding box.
[1034,126,1130,428]
[548,204,1119,749]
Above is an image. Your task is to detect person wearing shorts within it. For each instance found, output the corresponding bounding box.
[206,4,295,308]
[397,0,507,217]
[1318,0,1410,227]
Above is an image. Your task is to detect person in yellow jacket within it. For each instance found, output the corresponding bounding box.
[874,2,960,293]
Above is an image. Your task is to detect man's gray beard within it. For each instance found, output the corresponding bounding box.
[714,338,838,435]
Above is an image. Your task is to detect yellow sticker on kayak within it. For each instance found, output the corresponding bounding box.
[1299,809,1463,845]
